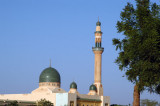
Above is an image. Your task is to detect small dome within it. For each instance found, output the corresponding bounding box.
[89,84,97,91]
[96,21,101,26]
[39,67,60,83]
[70,82,77,89]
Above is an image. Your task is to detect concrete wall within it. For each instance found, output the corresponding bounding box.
[0,93,56,104]
[101,96,110,106]
[78,94,101,100]
[68,93,77,106]
[56,93,68,106]
[0,90,110,106]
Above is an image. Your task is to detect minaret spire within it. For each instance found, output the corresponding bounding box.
[92,18,104,96]
[98,16,99,22]
[50,59,51,67]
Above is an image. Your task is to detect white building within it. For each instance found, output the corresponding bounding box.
[0,20,110,106]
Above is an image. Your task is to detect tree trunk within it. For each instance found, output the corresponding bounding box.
[133,84,140,106]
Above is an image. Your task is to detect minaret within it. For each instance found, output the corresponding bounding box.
[92,18,104,96]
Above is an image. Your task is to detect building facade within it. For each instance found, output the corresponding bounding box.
[0,20,110,106]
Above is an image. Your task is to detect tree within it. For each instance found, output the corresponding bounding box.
[112,0,160,106]
[141,99,159,106]
[6,101,18,106]
[156,84,160,94]
[36,99,53,106]
[110,104,128,106]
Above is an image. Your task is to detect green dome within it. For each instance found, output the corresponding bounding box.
[89,84,97,91]
[39,67,60,83]
[96,21,101,26]
[70,82,77,89]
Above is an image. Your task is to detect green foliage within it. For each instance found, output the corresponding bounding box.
[110,104,128,106]
[113,0,160,92]
[141,99,159,106]
[36,99,53,106]
[6,101,18,106]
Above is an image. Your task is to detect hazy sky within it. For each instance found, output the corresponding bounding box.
[0,0,159,105]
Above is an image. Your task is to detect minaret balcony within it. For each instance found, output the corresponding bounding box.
[94,31,103,34]
[92,47,104,52]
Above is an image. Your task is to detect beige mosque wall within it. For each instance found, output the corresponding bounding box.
[78,94,101,100]
[101,96,110,106]
[0,93,56,104]
[68,93,77,106]
[76,94,110,106]
[77,101,101,106]
[0,93,110,106]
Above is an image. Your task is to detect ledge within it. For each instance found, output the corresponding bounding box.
[92,47,104,51]
[77,98,101,102]
[94,31,103,34]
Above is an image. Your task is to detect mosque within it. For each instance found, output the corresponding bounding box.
[0,20,110,106]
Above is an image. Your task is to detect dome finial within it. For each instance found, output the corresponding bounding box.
[50,59,51,67]
[98,16,99,22]
[96,17,101,26]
